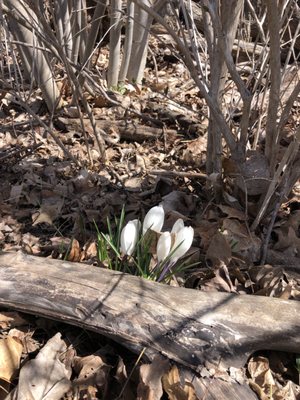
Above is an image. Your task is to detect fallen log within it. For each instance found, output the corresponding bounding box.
[58,117,178,143]
[0,251,299,373]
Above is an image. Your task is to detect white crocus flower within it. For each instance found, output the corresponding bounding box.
[156,231,172,262]
[171,218,185,234]
[170,225,194,263]
[120,219,141,256]
[142,205,165,235]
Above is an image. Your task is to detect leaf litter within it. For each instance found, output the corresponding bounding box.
[0,28,300,400]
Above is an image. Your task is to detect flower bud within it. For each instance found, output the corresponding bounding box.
[142,205,165,235]
[171,218,184,234]
[120,219,141,256]
[156,231,172,262]
[170,226,194,263]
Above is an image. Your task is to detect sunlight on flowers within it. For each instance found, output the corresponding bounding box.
[120,219,141,256]
[142,205,165,235]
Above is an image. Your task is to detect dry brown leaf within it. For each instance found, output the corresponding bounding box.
[137,355,170,400]
[223,157,239,176]
[162,365,197,400]
[276,380,300,400]
[115,357,127,384]
[82,240,98,261]
[93,94,112,107]
[248,265,289,298]
[182,137,206,168]
[13,333,71,400]
[222,218,261,262]
[206,231,232,267]
[124,177,143,189]
[223,218,248,238]
[201,263,237,293]
[0,312,27,330]
[287,210,300,232]
[8,328,40,354]
[223,191,241,209]
[249,357,277,399]
[218,204,246,220]
[280,65,300,104]
[114,357,135,400]
[67,239,82,262]
[194,221,219,251]
[49,237,72,252]
[73,354,109,389]
[135,154,147,171]
[64,106,80,118]
[72,169,90,192]
[248,380,272,400]
[236,152,271,196]
[9,184,23,204]
[161,191,196,216]
[32,198,64,226]
[274,226,300,257]
[22,232,41,255]
[248,356,298,400]
[0,336,23,381]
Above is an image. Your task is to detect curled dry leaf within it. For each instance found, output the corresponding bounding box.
[162,365,197,400]
[137,355,170,400]
[230,152,271,196]
[218,204,247,220]
[67,238,82,262]
[82,240,98,260]
[206,231,232,267]
[114,357,136,400]
[248,356,299,400]
[248,265,292,298]
[0,312,28,330]
[200,262,237,293]
[73,354,110,390]
[222,218,261,263]
[0,336,23,381]
[274,226,300,257]
[13,333,71,400]
[161,191,196,216]
[9,328,40,354]
[194,220,219,251]
[9,184,24,204]
[32,197,64,226]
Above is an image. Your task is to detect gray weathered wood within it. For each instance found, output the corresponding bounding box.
[0,251,299,372]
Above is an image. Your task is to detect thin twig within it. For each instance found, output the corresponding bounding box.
[251,126,300,231]
[115,347,146,400]
[260,178,287,265]
[150,169,207,179]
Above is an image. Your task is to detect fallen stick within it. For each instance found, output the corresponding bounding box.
[149,169,207,179]
[58,117,178,142]
[0,251,299,372]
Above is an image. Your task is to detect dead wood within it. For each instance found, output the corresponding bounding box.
[150,169,208,179]
[59,117,177,143]
[0,251,299,373]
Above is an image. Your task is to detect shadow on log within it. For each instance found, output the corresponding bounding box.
[0,251,299,372]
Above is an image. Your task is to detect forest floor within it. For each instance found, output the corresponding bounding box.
[0,33,300,400]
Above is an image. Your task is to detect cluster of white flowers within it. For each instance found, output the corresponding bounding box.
[120,205,194,264]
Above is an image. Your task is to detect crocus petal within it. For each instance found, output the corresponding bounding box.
[120,219,141,256]
[170,226,194,263]
[156,231,172,262]
[171,218,184,234]
[142,205,164,235]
